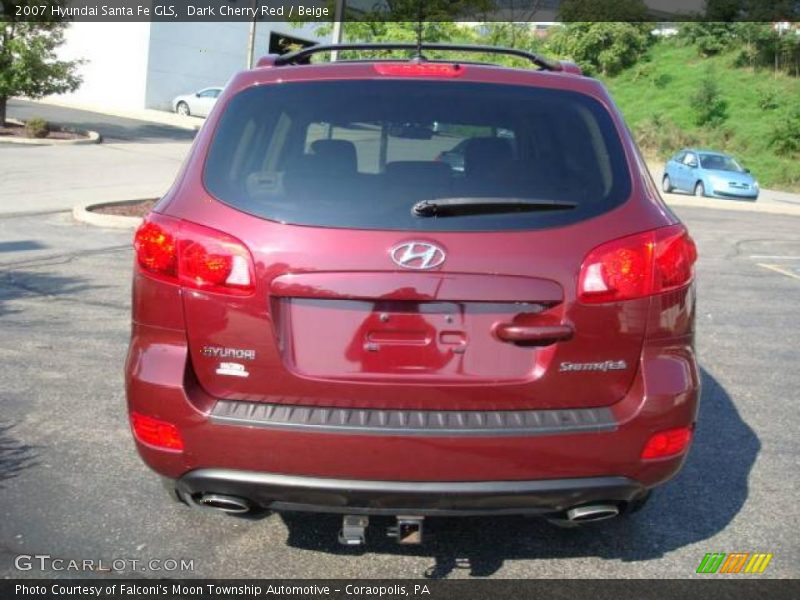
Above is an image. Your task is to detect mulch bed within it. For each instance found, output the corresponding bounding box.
[0,121,88,140]
[91,199,156,217]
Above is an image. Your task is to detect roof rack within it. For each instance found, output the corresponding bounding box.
[273,43,563,72]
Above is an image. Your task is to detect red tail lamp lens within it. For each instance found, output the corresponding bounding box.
[130,412,184,451]
[178,230,254,295]
[641,426,693,460]
[579,225,697,303]
[133,214,254,295]
[181,242,233,287]
[134,221,177,276]
[374,63,464,78]
[655,228,698,290]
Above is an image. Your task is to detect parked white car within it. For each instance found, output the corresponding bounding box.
[172,87,222,117]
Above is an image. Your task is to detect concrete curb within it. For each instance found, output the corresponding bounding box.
[1,118,100,146]
[664,193,800,217]
[73,200,146,229]
[19,97,203,131]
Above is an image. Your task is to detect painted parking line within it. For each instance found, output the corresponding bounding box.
[749,255,800,260]
[756,263,800,281]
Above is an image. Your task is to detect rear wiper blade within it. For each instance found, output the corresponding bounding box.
[412,197,577,217]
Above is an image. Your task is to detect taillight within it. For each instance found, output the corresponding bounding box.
[134,220,177,277]
[178,224,254,295]
[134,214,255,296]
[641,426,693,460]
[130,412,184,451]
[374,63,464,78]
[578,225,696,304]
[654,226,698,290]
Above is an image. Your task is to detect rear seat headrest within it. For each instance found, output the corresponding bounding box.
[309,139,358,173]
[463,137,513,177]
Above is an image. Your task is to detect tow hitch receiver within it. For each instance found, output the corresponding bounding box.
[338,515,369,546]
[387,516,424,544]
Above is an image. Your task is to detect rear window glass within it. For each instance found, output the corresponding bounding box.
[203,80,631,231]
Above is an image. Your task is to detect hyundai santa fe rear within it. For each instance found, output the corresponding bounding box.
[126,44,698,543]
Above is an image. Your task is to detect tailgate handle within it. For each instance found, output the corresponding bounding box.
[493,323,574,346]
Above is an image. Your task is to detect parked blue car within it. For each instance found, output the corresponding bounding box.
[662,149,759,201]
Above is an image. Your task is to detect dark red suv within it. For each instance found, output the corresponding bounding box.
[126,44,698,544]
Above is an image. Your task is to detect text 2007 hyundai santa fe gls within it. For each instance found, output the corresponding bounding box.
[126,44,698,544]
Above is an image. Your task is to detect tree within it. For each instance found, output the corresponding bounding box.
[706,0,800,21]
[0,1,83,125]
[478,22,541,50]
[312,21,475,57]
[679,22,738,56]
[339,0,493,22]
[769,108,800,157]
[475,0,552,53]
[308,0,490,61]
[557,0,648,21]
[476,0,549,49]
[689,68,729,127]
[546,22,653,76]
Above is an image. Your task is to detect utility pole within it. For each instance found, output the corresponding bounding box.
[330,0,346,61]
[247,0,259,68]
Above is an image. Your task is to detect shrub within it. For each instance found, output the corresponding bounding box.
[679,23,737,57]
[24,117,50,139]
[757,89,779,110]
[630,62,653,82]
[557,0,648,21]
[705,126,737,152]
[689,69,728,127]
[652,73,673,89]
[769,110,800,157]
[634,114,697,158]
[546,22,653,77]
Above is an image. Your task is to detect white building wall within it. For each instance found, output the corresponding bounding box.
[52,22,151,110]
[51,21,325,112]
[144,21,325,111]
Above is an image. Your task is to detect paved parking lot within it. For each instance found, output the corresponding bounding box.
[0,205,798,579]
[7,99,197,144]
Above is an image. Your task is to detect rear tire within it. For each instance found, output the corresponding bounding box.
[176,101,190,117]
[694,181,706,197]
[662,175,673,193]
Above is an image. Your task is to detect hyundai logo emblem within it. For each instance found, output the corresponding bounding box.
[390,241,446,270]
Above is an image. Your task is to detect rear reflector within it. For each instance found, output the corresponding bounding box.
[130,412,184,451]
[374,63,464,78]
[641,426,693,460]
[578,224,697,304]
[134,213,255,296]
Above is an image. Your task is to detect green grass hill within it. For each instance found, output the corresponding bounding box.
[604,41,800,191]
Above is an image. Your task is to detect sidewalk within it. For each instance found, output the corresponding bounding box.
[0,141,190,215]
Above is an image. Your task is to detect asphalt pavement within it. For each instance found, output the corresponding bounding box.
[0,206,797,579]
[1,102,192,215]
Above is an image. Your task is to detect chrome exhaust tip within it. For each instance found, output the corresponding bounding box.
[197,493,251,514]
[566,504,620,523]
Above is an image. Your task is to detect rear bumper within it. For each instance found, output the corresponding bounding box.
[126,316,699,497]
[174,469,647,516]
